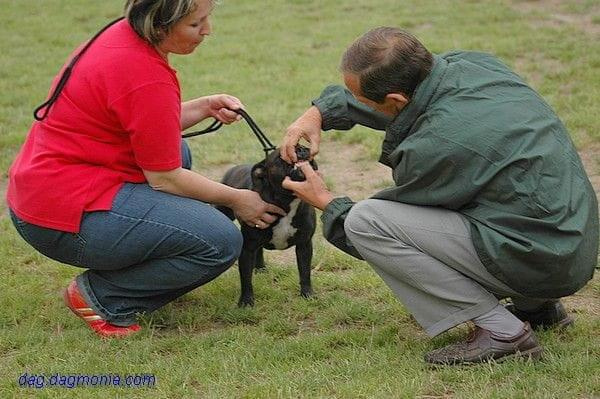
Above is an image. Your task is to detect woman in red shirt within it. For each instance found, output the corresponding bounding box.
[7,0,284,337]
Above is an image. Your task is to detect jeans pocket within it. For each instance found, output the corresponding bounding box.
[10,211,86,266]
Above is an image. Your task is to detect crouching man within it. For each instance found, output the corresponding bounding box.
[281,27,598,365]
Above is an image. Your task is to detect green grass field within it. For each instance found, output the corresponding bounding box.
[1,1,599,398]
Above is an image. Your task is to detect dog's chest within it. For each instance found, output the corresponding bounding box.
[269,199,301,250]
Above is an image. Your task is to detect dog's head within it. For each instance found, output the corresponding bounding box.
[251,145,317,197]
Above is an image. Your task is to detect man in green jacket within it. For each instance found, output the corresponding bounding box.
[281,27,598,365]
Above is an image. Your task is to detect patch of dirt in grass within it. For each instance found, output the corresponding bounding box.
[578,144,600,194]
[564,289,600,318]
[511,0,600,37]
[310,139,393,200]
[512,53,568,89]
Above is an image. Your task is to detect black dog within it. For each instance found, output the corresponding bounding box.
[217,146,317,307]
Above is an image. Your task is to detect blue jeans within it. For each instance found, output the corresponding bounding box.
[9,141,242,326]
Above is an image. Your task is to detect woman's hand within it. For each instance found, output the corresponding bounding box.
[181,94,244,130]
[205,94,244,124]
[281,106,323,164]
[231,189,287,229]
[282,162,334,210]
[143,168,285,229]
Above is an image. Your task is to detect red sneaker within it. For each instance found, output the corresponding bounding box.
[63,280,141,338]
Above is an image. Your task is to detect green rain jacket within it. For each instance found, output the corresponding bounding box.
[315,51,598,298]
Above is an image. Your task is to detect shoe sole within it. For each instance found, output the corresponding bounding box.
[495,346,544,363]
[426,346,544,367]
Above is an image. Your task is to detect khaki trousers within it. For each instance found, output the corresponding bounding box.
[344,199,548,337]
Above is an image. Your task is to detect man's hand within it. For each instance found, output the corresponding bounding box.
[281,106,323,164]
[231,189,286,229]
[282,162,334,210]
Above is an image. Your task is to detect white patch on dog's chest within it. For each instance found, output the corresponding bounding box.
[270,199,301,250]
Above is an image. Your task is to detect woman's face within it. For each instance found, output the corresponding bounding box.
[156,0,213,57]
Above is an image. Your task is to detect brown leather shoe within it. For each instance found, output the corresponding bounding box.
[425,322,543,365]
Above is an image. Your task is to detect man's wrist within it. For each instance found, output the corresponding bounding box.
[315,192,335,210]
[306,106,322,125]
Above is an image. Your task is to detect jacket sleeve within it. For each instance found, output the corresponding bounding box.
[312,85,391,132]
[320,197,364,260]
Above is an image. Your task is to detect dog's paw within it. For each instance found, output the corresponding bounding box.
[254,264,267,273]
[300,287,314,299]
[238,296,255,307]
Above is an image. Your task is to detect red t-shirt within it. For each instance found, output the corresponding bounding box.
[7,20,182,233]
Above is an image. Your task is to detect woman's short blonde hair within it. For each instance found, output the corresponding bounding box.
[124,0,213,45]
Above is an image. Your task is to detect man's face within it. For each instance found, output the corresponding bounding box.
[343,73,403,118]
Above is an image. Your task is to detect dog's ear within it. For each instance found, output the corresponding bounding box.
[251,161,267,188]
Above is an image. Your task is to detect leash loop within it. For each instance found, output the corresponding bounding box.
[181,119,223,138]
[183,109,276,157]
[31,16,276,156]
[33,17,125,121]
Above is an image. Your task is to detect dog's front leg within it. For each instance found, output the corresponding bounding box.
[295,241,314,298]
[238,248,256,307]
[254,248,266,272]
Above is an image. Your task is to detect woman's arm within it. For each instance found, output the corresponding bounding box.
[144,168,285,229]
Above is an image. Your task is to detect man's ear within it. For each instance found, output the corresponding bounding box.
[385,92,409,111]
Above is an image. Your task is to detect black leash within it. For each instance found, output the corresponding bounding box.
[33,17,125,121]
[234,109,277,157]
[32,16,277,157]
[183,109,276,157]
[181,119,223,138]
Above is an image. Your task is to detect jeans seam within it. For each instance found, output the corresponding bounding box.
[11,211,87,266]
[13,217,34,244]
[72,233,86,265]
[105,210,223,259]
